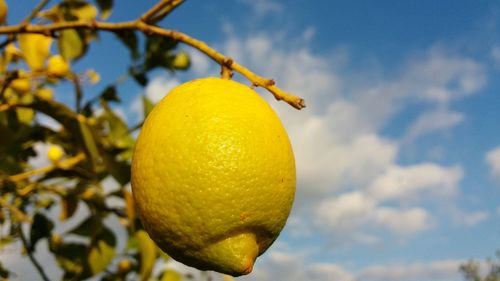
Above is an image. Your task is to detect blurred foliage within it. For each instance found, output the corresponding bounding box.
[460,251,500,281]
[0,0,195,280]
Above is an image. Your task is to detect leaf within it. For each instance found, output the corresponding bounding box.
[87,227,116,275]
[142,95,154,119]
[136,230,157,281]
[129,66,148,86]
[77,114,103,172]
[53,242,87,275]
[58,29,87,62]
[71,3,98,21]
[124,190,135,228]
[160,269,182,281]
[101,151,130,185]
[100,86,120,102]
[69,215,103,237]
[144,35,178,71]
[59,195,79,221]
[113,30,139,59]
[30,213,54,251]
[95,0,113,19]
[16,93,35,125]
[98,101,134,158]
[18,33,52,71]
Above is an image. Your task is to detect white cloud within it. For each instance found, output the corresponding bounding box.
[367,164,462,202]
[239,0,283,16]
[373,207,431,236]
[239,251,354,281]
[485,147,500,179]
[358,260,463,281]
[187,48,212,75]
[403,108,464,142]
[314,192,433,238]
[129,75,181,122]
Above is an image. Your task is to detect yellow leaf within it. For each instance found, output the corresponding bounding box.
[0,0,7,23]
[18,34,52,71]
[72,4,98,21]
[124,190,135,228]
[88,237,115,274]
[136,230,157,281]
[86,69,100,84]
[160,269,182,281]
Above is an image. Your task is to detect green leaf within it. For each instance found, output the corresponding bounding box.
[59,195,79,221]
[69,216,103,237]
[58,29,87,62]
[160,269,182,281]
[95,0,113,19]
[101,151,131,185]
[77,115,103,172]
[30,213,54,251]
[136,230,157,281]
[100,86,120,102]
[129,66,148,86]
[144,35,178,71]
[113,30,139,59]
[142,95,154,119]
[53,242,87,275]
[87,227,116,275]
[98,101,134,158]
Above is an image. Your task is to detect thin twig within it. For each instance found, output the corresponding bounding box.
[21,0,50,26]
[70,72,84,112]
[7,152,86,182]
[17,224,51,281]
[140,0,177,23]
[0,14,306,109]
[149,0,185,24]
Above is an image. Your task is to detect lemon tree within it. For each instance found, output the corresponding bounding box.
[0,1,304,280]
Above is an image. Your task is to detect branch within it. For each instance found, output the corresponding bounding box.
[148,0,185,24]
[140,0,181,23]
[0,197,31,223]
[7,152,86,182]
[21,0,50,26]
[0,18,306,109]
[17,224,51,281]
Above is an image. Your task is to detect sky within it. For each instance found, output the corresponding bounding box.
[2,1,500,281]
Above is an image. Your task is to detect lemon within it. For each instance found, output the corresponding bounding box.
[47,144,64,163]
[10,77,30,93]
[131,77,296,276]
[47,55,70,77]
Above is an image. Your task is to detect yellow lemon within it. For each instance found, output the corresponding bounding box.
[10,77,30,93]
[131,77,296,276]
[47,144,64,163]
[47,55,70,77]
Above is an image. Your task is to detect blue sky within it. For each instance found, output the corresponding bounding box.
[3,1,500,280]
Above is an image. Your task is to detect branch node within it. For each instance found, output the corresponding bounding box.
[220,58,234,80]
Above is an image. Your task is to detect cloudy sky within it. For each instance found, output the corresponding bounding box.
[4,1,500,280]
